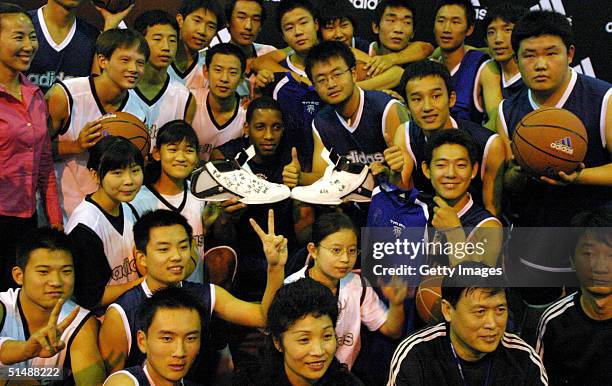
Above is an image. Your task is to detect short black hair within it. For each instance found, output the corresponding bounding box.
[137,286,206,334]
[434,0,475,27]
[400,60,453,101]
[225,0,266,24]
[423,129,479,166]
[133,209,193,253]
[0,2,33,32]
[570,206,612,258]
[373,0,416,26]
[511,10,574,54]
[275,0,316,32]
[246,96,284,123]
[304,41,356,82]
[482,4,528,31]
[441,261,507,309]
[96,28,150,61]
[178,0,224,25]
[15,227,74,270]
[87,136,145,181]
[205,42,247,74]
[316,2,355,31]
[134,9,179,37]
[267,278,338,341]
[311,212,358,247]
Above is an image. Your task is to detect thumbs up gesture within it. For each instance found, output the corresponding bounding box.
[382,130,404,173]
[283,147,301,188]
[431,196,462,230]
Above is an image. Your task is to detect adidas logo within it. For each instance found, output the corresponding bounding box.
[572,57,596,78]
[530,0,566,14]
[550,137,574,155]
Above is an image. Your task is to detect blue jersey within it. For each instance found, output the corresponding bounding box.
[495,61,525,100]
[313,88,399,164]
[352,37,371,53]
[26,7,98,92]
[367,183,429,229]
[267,71,322,171]
[404,117,498,205]
[119,366,201,386]
[110,281,213,368]
[500,69,612,227]
[450,50,488,124]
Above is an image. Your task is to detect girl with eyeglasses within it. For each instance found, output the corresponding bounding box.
[285,212,408,369]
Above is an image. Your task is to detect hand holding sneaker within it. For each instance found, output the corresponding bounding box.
[249,209,288,268]
[282,147,301,188]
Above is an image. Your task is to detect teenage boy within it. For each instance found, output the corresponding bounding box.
[192,42,247,161]
[476,4,527,130]
[0,228,104,385]
[283,41,409,187]
[103,287,204,386]
[434,0,488,124]
[422,130,503,267]
[169,0,223,91]
[499,11,611,295]
[46,28,149,221]
[26,0,131,92]
[388,262,548,385]
[535,208,612,386]
[133,10,196,148]
[399,60,506,216]
[98,209,286,373]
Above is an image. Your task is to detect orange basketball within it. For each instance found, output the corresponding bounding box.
[100,112,150,158]
[416,275,444,324]
[355,60,369,82]
[511,108,588,178]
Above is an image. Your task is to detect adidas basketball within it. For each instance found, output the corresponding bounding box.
[99,112,150,158]
[511,107,588,178]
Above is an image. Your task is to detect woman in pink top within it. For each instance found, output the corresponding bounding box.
[0,4,61,290]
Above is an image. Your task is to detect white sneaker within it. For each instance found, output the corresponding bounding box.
[290,157,375,205]
[190,157,291,204]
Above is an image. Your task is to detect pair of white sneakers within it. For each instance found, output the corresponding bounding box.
[190,147,374,205]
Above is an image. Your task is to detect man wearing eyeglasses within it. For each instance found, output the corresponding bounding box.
[283,41,411,188]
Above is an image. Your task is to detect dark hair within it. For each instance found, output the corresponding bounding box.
[87,136,145,181]
[441,261,507,308]
[145,120,199,185]
[133,209,193,253]
[400,60,453,101]
[570,207,612,256]
[246,96,284,123]
[275,0,316,32]
[511,10,574,54]
[134,10,179,37]
[304,41,356,82]
[137,286,206,334]
[96,28,150,61]
[311,212,358,247]
[226,0,266,25]
[434,0,475,27]
[423,129,479,166]
[373,0,416,26]
[482,4,527,31]
[0,2,33,31]
[15,227,74,270]
[178,0,224,25]
[316,2,355,31]
[205,42,247,74]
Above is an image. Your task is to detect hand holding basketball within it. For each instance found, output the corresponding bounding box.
[540,162,585,186]
[77,120,104,152]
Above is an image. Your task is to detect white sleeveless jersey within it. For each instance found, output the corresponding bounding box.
[55,76,148,222]
[133,78,193,149]
[0,289,91,370]
[191,89,246,161]
[285,267,388,369]
[131,183,206,283]
[65,200,139,285]
[167,50,208,92]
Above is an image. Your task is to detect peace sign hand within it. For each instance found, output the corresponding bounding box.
[250,209,288,268]
[24,299,80,359]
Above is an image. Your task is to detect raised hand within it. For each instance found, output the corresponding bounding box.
[432,196,462,230]
[380,276,411,306]
[24,299,80,359]
[282,147,301,188]
[96,4,135,31]
[249,209,288,268]
[383,130,404,173]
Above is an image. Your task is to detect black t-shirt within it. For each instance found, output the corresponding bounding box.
[388,323,548,386]
[536,291,612,385]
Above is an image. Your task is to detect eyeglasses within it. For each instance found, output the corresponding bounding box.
[318,244,360,257]
[313,68,351,87]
